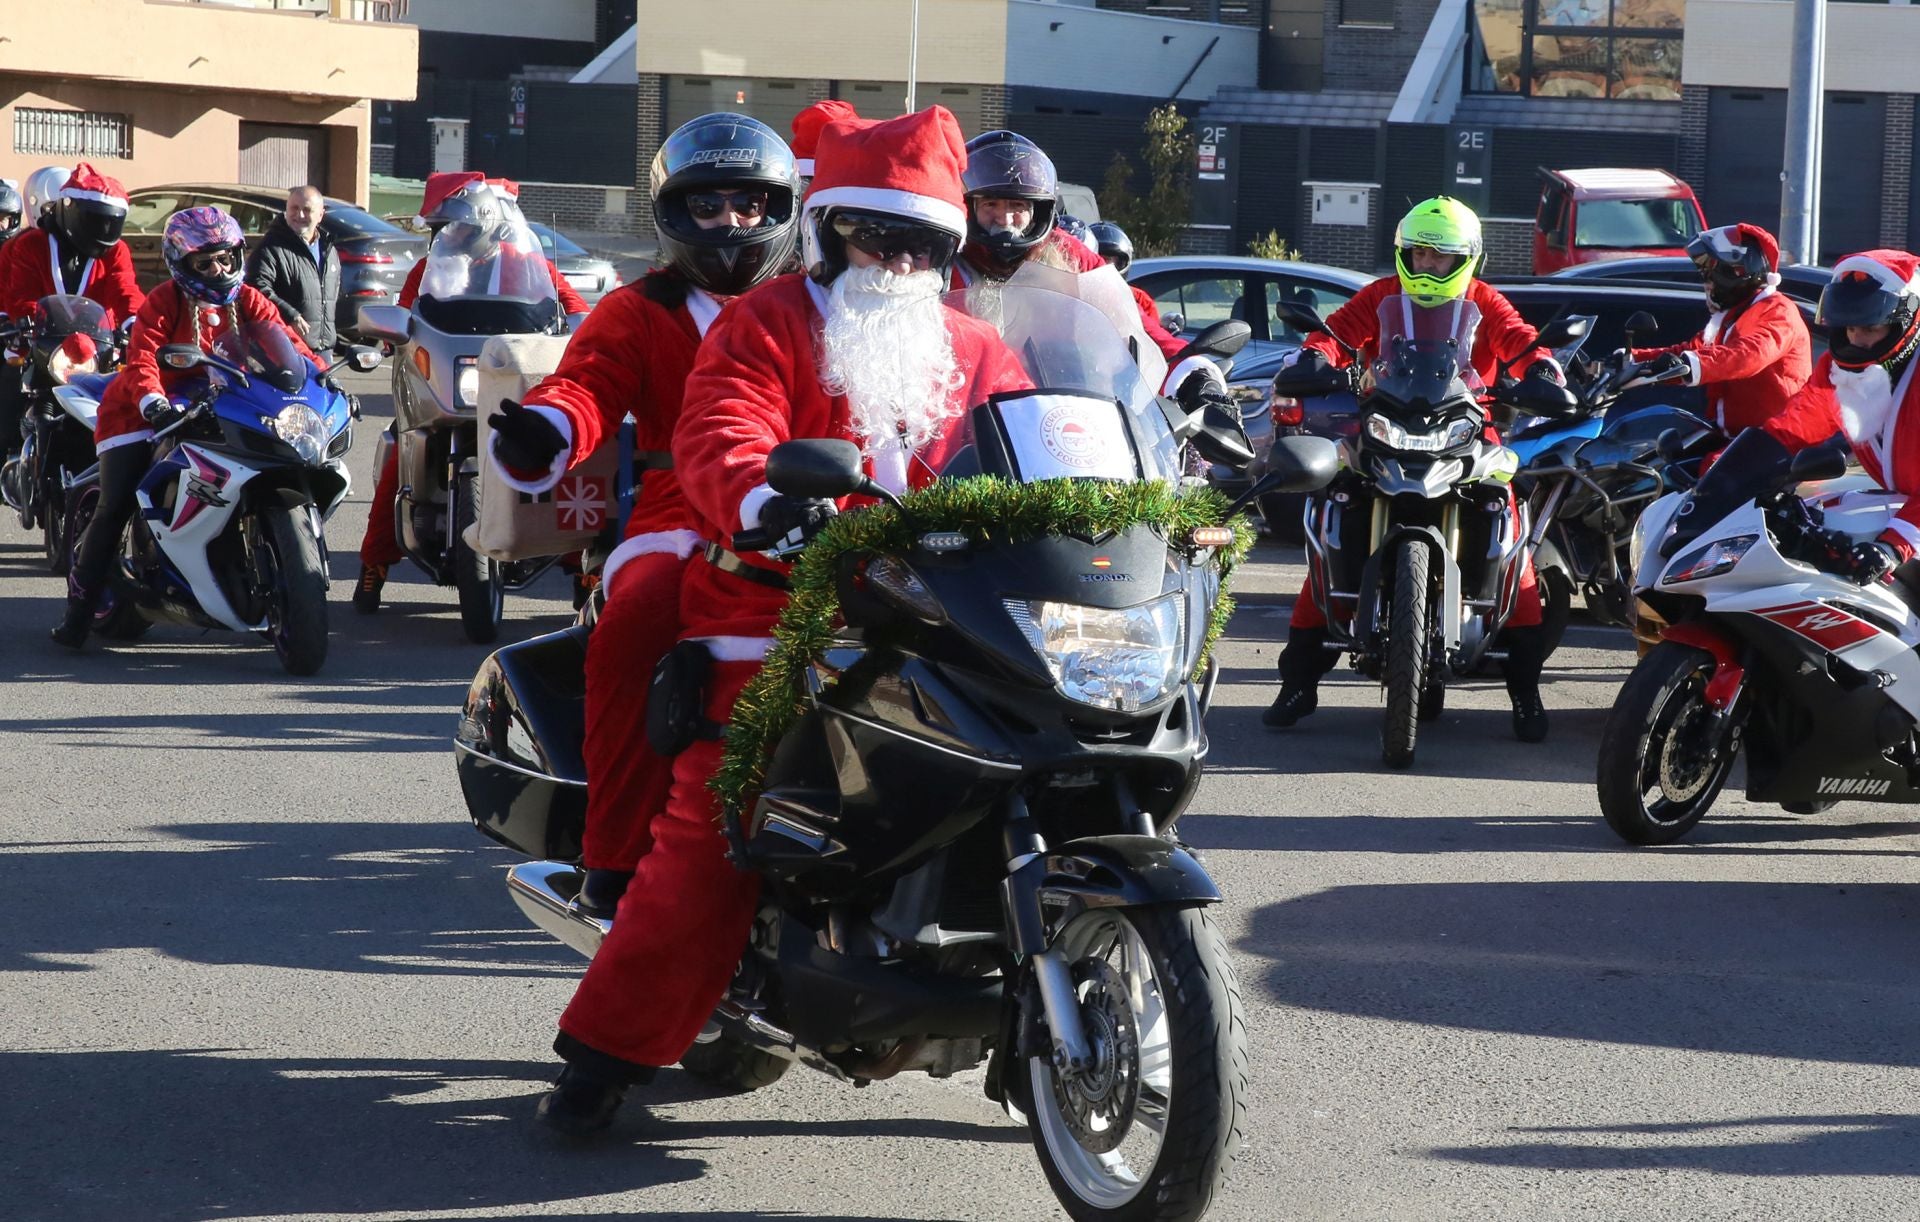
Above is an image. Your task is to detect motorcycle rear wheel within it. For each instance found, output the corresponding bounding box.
[258,504,329,676]
[1382,538,1430,769]
[1027,905,1247,1222]
[1596,640,1738,845]
[678,1033,790,1093]
[454,473,503,644]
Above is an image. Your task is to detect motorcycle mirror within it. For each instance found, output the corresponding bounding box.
[1533,315,1592,351]
[1504,375,1579,418]
[1261,434,1340,495]
[1274,300,1331,337]
[1172,319,1251,365]
[1188,400,1256,471]
[1655,426,1688,464]
[1789,436,1850,483]
[1623,310,1658,348]
[1270,362,1349,399]
[765,438,873,500]
[355,304,412,346]
[1160,310,1185,335]
[158,344,204,372]
[346,345,383,373]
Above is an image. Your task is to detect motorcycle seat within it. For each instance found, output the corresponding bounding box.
[64,372,116,401]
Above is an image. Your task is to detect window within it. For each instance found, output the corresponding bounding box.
[1135,274,1249,334]
[1572,198,1700,248]
[1340,0,1395,26]
[123,191,190,235]
[1265,279,1356,343]
[13,107,132,159]
[1537,186,1570,246]
[1471,0,1682,98]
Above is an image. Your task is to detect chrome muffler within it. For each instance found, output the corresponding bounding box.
[506,861,611,958]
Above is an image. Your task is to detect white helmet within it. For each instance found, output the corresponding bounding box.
[25,166,70,222]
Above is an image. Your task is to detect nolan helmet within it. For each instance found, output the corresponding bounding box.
[1394,196,1484,307]
[650,112,800,297]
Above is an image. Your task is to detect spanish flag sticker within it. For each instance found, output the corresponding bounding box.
[1091,557,1112,569]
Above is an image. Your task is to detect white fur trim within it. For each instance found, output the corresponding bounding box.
[487,404,574,495]
[686,287,722,338]
[1884,516,1920,554]
[1162,355,1225,399]
[693,635,771,662]
[96,428,153,453]
[1832,254,1920,297]
[1682,350,1702,387]
[803,187,967,239]
[602,528,703,588]
[61,187,126,208]
[739,482,778,531]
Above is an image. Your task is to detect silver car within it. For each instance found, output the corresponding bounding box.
[527,222,622,306]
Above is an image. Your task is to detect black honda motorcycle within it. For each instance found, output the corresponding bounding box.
[455,285,1335,1221]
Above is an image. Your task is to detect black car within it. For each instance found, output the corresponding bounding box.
[1549,256,1833,306]
[1252,280,1822,539]
[122,185,424,338]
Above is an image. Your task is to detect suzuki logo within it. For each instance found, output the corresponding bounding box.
[1797,610,1851,632]
[184,474,229,508]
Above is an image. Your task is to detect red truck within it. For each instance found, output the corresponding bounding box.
[1533,168,1707,274]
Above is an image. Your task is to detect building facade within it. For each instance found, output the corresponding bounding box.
[0,0,416,206]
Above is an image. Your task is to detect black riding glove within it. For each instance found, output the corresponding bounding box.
[1646,352,1690,381]
[1844,540,1900,585]
[1291,348,1332,377]
[1523,358,1565,385]
[1175,367,1232,413]
[488,398,566,473]
[755,495,838,559]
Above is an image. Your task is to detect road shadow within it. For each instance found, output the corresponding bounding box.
[1241,880,1920,1068]
[1426,1112,1920,1177]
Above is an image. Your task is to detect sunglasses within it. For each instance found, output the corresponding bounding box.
[830,212,959,267]
[686,190,770,222]
[187,249,239,275]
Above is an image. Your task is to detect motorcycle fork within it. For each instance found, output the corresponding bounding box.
[999,794,1096,1075]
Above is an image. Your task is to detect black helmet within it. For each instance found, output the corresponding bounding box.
[650,112,800,296]
[1088,221,1133,272]
[1820,253,1920,373]
[0,180,21,241]
[1055,214,1092,246]
[1686,224,1775,311]
[961,130,1058,269]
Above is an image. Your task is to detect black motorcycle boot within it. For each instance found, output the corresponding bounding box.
[352,563,387,615]
[49,591,98,650]
[1503,625,1550,744]
[1263,628,1335,728]
[536,1034,658,1139]
[577,868,631,918]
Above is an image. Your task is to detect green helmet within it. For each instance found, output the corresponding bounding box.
[1394,196,1484,306]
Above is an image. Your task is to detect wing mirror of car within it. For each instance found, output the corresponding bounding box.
[1189,399,1256,472]
[765,438,889,502]
[1172,319,1251,365]
[1623,310,1658,349]
[356,304,412,346]
[1789,435,1850,483]
[158,344,204,371]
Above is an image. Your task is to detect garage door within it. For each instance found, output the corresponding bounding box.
[1704,88,1883,262]
[239,122,330,191]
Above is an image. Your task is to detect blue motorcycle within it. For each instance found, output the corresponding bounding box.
[54,324,380,675]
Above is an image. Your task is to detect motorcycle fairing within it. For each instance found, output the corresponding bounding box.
[50,383,104,429]
[136,442,263,631]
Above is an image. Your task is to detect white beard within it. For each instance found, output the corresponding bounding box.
[1833,362,1897,450]
[420,252,473,301]
[819,265,962,468]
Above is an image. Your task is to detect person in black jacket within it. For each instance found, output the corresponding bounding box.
[245,185,341,352]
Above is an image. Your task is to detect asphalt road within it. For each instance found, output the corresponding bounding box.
[3,365,1919,1221]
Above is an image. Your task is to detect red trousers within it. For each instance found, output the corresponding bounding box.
[1291,487,1541,630]
[361,447,403,568]
[557,659,764,1067]
[580,552,687,871]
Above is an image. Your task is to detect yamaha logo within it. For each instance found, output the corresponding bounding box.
[1816,776,1892,796]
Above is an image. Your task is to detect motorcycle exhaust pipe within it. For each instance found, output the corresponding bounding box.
[505,861,610,959]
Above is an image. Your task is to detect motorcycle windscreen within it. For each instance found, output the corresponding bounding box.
[35,294,113,343]
[210,321,312,394]
[1364,294,1485,409]
[1657,426,1791,559]
[416,208,559,334]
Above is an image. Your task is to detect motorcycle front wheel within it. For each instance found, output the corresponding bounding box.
[257,503,329,676]
[454,472,503,644]
[1381,537,1430,769]
[1027,905,1247,1222]
[1595,639,1740,844]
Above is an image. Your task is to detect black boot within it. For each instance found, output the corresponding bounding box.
[1503,625,1550,744]
[1262,627,1335,729]
[49,592,97,650]
[534,1064,629,1138]
[352,563,387,614]
[576,868,631,918]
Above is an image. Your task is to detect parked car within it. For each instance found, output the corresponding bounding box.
[1550,255,1833,306]
[1127,256,1371,513]
[122,185,423,340]
[1533,168,1706,274]
[1251,279,1823,540]
[526,221,622,305]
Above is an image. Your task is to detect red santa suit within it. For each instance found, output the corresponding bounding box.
[555,108,1032,1072]
[0,225,143,326]
[1630,226,1826,450]
[1293,274,1551,630]
[96,281,315,451]
[488,270,715,872]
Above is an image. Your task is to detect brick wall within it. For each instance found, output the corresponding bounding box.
[518,181,642,236]
[1299,184,1378,271]
[1482,217,1532,276]
[635,73,665,235]
[978,84,1008,135]
[370,144,395,176]
[1322,0,1439,93]
[1677,84,1708,192]
[1180,226,1235,255]
[1883,94,1914,249]
[1094,0,1265,29]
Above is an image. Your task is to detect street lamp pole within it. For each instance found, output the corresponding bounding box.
[1779,0,1826,264]
[906,0,921,113]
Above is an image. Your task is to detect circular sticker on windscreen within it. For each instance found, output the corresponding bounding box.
[1041,402,1106,470]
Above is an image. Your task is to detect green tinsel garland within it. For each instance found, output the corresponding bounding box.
[709,476,1255,824]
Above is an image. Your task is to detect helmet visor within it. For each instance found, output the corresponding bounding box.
[68,200,126,250]
[1818,273,1906,330]
[830,211,959,270]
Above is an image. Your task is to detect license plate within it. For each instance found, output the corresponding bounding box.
[564,273,598,291]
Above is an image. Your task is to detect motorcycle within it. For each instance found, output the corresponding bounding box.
[354,214,582,644]
[0,294,124,572]
[454,284,1336,1221]
[1594,427,1919,844]
[1271,296,1586,768]
[56,323,377,674]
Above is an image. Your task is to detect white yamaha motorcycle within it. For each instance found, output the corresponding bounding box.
[1597,428,1920,844]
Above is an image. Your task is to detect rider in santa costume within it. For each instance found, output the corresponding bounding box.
[1789,249,1920,583]
[484,112,803,915]
[533,105,1031,1137]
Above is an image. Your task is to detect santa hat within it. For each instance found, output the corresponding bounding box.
[1830,249,1920,297]
[790,99,859,177]
[417,170,487,225]
[60,163,127,210]
[485,177,521,199]
[1729,223,1781,274]
[804,106,968,238]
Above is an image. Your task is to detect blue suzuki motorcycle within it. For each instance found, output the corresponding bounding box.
[55,324,380,675]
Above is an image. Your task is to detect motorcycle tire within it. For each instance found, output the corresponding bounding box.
[1595,639,1739,845]
[1381,538,1430,769]
[259,504,329,677]
[678,1034,790,1094]
[453,472,502,644]
[43,483,67,576]
[1027,904,1247,1222]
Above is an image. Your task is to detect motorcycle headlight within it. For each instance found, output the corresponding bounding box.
[1365,413,1476,453]
[1662,534,1757,585]
[1007,594,1184,712]
[47,347,96,385]
[456,362,479,408]
[273,404,330,465]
